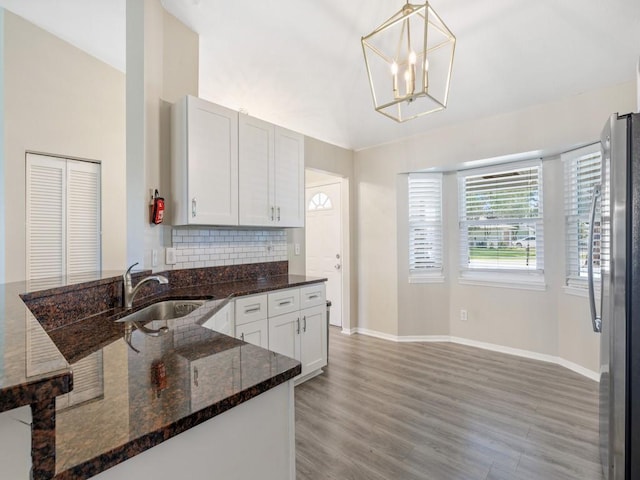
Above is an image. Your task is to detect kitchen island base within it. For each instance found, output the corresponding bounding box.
[91,380,295,480]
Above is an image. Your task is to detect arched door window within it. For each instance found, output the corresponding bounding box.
[308,192,333,211]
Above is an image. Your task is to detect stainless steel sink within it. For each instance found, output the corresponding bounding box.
[117,300,206,324]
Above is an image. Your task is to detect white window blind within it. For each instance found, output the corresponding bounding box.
[26,153,101,280]
[408,173,443,281]
[458,161,544,273]
[563,144,606,288]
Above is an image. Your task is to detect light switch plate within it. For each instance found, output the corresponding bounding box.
[166,247,177,265]
[294,243,301,255]
[151,249,158,267]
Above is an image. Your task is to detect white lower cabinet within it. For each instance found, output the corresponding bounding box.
[299,304,327,375]
[229,283,326,383]
[266,284,327,381]
[235,318,268,349]
[235,294,269,349]
[268,311,302,363]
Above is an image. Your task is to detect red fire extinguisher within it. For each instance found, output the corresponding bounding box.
[151,189,165,225]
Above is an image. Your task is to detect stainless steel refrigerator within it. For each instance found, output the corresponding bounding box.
[592,112,640,480]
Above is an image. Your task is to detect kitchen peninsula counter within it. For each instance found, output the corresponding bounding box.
[0,262,324,479]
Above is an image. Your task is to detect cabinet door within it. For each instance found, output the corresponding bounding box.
[300,305,327,376]
[274,126,304,227]
[268,311,301,361]
[186,97,239,225]
[236,318,268,349]
[239,115,274,226]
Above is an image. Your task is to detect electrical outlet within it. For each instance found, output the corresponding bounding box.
[166,247,177,265]
[294,243,301,255]
[460,309,468,322]
[151,249,158,267]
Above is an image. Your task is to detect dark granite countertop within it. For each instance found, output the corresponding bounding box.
[0,263,325,479]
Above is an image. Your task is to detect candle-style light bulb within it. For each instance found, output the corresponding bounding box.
[404,68,411,96]
[424,56,429,89]
[407,51,417,95]
[391,61,399,98]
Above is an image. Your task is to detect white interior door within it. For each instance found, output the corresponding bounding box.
[305,182,342,327]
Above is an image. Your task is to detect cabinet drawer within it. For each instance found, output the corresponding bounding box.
[300,283,326,309]
[235,294,268,325]
[268,288,300,317]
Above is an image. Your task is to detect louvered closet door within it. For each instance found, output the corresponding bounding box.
[26,154,66,280]
[26,153,101,279]
[67,160,101,275]
[26,154,102,396]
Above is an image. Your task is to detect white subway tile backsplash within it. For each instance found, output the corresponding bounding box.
[171,227,287,269]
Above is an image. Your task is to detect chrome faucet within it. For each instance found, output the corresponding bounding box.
[123,262,169,309]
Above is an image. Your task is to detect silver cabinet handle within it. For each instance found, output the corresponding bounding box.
[296,318,300,335]
[240,333,245,341]
[270,206,275,221]
[193,366,199,387]
[192,197,197,218]
[308,294,319,300]
[278,300,292,306]
[277,206,281,221]
[587,184,602,333]
[303,316,307,332]
[245,306,261,314]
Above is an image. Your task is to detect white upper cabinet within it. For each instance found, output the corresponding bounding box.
[172,97,303,227]
[239,115,304,228]
[274,126,305,227]
[238,116,274,226]
[171,96,239,226]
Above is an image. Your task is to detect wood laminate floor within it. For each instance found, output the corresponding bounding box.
[295,327,603,480]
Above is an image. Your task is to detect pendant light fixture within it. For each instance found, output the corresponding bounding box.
[361,1,456,122]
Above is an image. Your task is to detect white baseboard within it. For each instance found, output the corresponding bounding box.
[353,327,599,382]
[340,327,357,336]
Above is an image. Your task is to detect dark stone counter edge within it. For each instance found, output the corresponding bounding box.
[0,275,326,415]
[0,371,72,414]
[51,364,301,480]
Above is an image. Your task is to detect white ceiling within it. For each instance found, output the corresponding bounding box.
[1,0,639,151]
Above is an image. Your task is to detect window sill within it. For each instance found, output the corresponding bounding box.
[563,286,588,298]
[408,275,445,284]
[458,271,546,291]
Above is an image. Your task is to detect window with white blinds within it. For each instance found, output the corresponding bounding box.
[26,153,101,280]
[408,173,443,282]
[563,144,605,288]
[458,161,544,275]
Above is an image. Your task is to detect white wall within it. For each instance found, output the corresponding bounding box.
[355,81,636,374]
[287,136,358,331]
[2,10,126,282]
[126,0,199,272]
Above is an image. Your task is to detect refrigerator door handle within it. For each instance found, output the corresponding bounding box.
[587,184,602,333]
